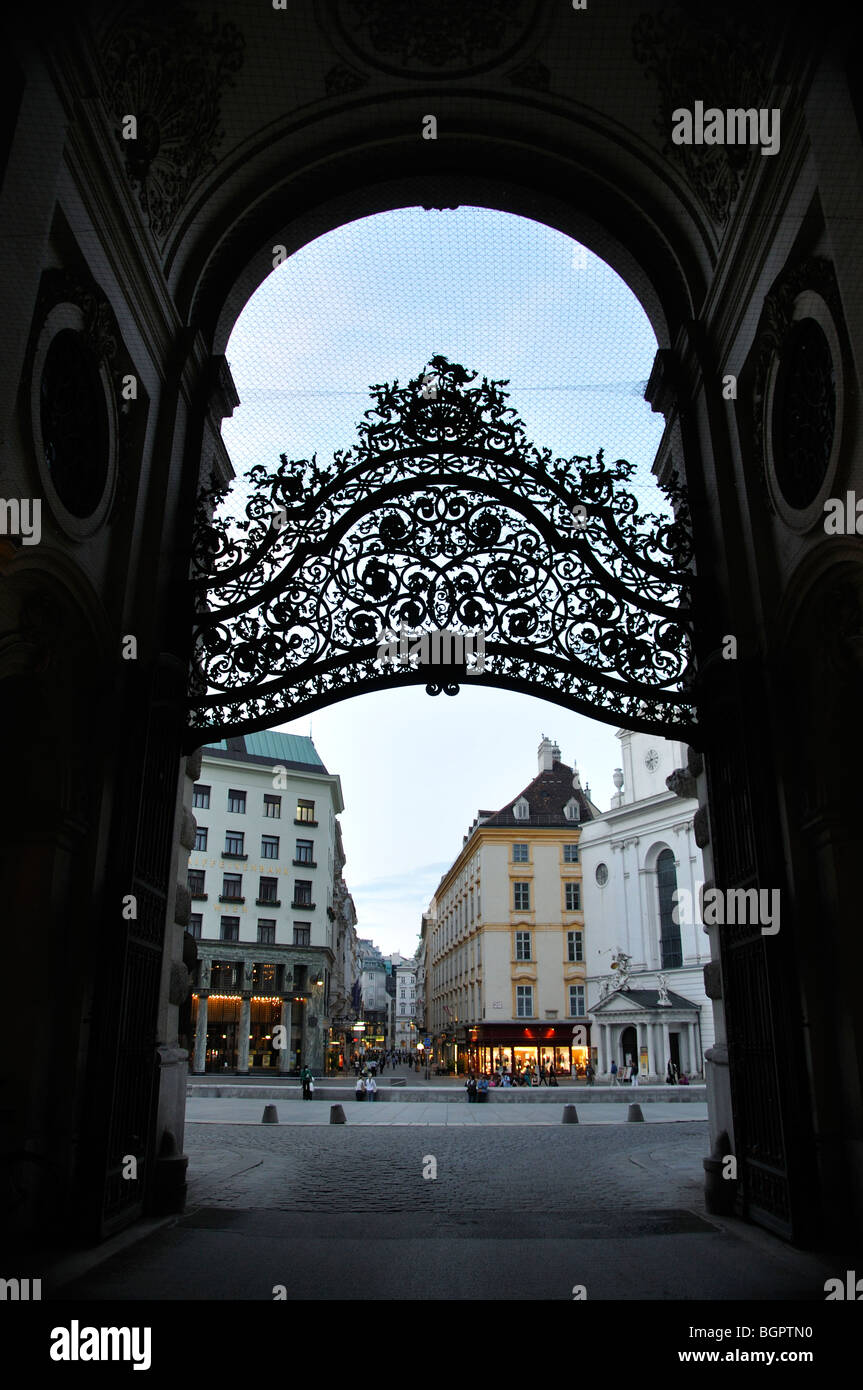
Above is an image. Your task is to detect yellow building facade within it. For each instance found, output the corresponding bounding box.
[428,739,598,1077]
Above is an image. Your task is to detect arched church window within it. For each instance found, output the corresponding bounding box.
[657,848,682,969]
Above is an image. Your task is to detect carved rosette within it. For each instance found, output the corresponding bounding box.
[100,8,245,243]
[632,5,774,226]
[325,0,543,80]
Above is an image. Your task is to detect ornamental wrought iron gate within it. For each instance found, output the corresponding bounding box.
[186,358,696,746]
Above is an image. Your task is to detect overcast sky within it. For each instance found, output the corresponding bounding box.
[221,207,668,957]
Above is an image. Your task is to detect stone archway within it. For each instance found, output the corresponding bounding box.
[3,0,860,1253]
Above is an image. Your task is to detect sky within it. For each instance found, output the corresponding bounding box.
[221,207,670,957]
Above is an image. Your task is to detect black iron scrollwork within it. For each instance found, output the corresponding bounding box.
[188,358,695,743]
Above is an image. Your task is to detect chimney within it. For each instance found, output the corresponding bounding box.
[538,735,557,773]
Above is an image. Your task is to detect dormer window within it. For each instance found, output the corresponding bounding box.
[513,797,529,820]
[564,797,581,822]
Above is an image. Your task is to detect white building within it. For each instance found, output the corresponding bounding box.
[186,731,347,1073]
[393,960,418,1052]
[579,729,713,1082]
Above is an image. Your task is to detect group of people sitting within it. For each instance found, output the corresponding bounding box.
[467,1064,560,1091]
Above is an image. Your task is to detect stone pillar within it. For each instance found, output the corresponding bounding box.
[661,1020,671,1077]
[646,1021,657,1078]
[278,998,292,1074]
[193,992,209,1074]
[237,993,252,1074]
[690,1021,700,1077]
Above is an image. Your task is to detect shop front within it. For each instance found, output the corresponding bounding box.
[461,1023,591,1078]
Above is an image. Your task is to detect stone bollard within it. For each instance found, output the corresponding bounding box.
[330,1104,346,1125]
[262,1104,279,1124]
[627,1103,644,1122]
[562,1104,579,1124]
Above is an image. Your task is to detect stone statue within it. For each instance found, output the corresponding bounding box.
[657,974,671,1006]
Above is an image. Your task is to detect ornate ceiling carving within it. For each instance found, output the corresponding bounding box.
[101,7,245,243]
[325,0,543,80]
[632,4,774,226]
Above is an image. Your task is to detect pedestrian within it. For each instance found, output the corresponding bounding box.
[631,1059,639,1086]
[379,1054,386,1076]
[365,1074,377,1102]
[465,1073,477,1103]
[355,1074,365,1102]
[610,1058,618,1086]
[538,1064,548,1087]
[301,1066,314,1100]
[585,1061,594,1087]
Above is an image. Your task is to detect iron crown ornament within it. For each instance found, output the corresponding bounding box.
[187,358,695,745]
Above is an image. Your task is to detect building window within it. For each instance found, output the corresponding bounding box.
[565,882,581,911]
[513,797,529,820]
[596,862,609,887]
[567,929,584,962]
[512,843,529,863]
[258,920,276,944]
[225,831,244,856]
[192,784,210,809]
[516,985,534,1017]
[261,835,279,859]
[513,882,530,911]
[188,869,206,898]
[221,873,242,901]
[563,843,579,863]
[227,789,246,814]
[221,917,240,942]
[657,848,683,968]
[293,880,313,906]
[194,827,208,851]
[210,961,241,991]
[258,877,278,904]
[563,797,580,822]
[189,913,202,939]
[515,931,531,961]
[252,962,278,993]
[293,925,311,946]
[569,984,585,1016]
[294,839,314,863]
[264,794,281,818]
[296,798,316,823]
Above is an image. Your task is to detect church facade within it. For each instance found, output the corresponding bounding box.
[580,729,713,1084]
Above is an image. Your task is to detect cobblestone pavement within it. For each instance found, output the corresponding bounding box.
[53,1120,843,1302]
[184,1120,709,1214]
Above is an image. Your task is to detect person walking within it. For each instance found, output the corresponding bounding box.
[365,1074,377,1102]
[538,1063,548,1087]
[301,1066,314,1100]
[355,1074,365,1102]
[610,1058,618,1086]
